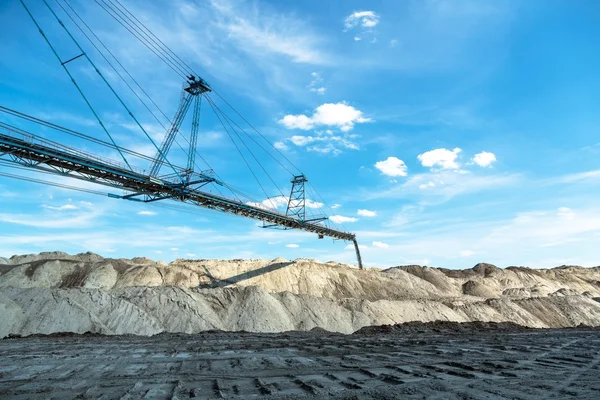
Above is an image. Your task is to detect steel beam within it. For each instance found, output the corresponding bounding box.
[0,131,360,248]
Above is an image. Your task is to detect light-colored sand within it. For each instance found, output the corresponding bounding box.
[1,252,599,337]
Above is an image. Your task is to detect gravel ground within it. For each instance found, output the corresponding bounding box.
[1,325,600,399]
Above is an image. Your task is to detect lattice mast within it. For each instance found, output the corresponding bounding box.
[149,76,210,179]
[9,0,365,270]
[286,175,307,221]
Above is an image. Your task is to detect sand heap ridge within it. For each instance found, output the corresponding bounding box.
[1,252,600,337]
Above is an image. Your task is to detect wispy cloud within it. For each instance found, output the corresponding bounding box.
[138,211,157,216]
[334,205,600,268]
[344,11,380,42]
[41,204,78,211]
[213,2,327,64]
[308,72,326,95]
[36,111,97,128]
[363,170,520,203]
[343,0,513,72]
[545,169,600,185]
[0,212,96,229]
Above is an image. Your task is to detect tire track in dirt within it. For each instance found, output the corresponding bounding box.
[1,329,600,399]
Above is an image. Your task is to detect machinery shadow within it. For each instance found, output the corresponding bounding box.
[197,261,293,289]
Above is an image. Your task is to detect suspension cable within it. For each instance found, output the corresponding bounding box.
[0,107,182,172]
[308,181,345,230]
[93,0,301,178]
[105,0,192,78]
[111,0,197,76]
[0,169,110,196]
[23,0,337,217]
[57,0,237,201]
[206,95,296,176]
[41,0,184,182]
[92,0,189,79]
[60,0,170,122]
[211,89,302,174]
[19,0,133,171]
[206,98,277,210]
[206,97,287,203]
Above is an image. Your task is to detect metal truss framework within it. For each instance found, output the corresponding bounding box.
[149,77,211,179]
[0,131,362,255]
[6,0,364,269]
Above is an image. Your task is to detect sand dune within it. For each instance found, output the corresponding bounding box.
[1,251,599,337]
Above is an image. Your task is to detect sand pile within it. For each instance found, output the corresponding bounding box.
[1,252,600,337]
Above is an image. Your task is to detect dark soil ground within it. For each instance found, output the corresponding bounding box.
[1,323,599,399]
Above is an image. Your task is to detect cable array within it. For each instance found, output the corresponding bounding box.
[85,0,303,180]
[7,0,342,230]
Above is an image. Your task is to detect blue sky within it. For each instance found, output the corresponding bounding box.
[1,0,599,268]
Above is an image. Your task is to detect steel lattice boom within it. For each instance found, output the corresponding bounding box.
[2,0,365,269]
[0,130,361,253]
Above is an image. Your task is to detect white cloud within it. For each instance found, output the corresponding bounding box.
[138,211,157,216]
[329,215,358,223]
[42,204,78,211]
[374,157,408,177]
[246,196,322,211]
[282,132,361,155]
[308,72,326,94]
[390,39,398,47]
[274,141,288,151]
[418,148,462,170]
[170,247,179,251]
[268,196,290,208]
[459,250,475,257]
[372,241,389,248]
[0,213,95,229]
[212,1,326,64]
[98,0,332,107]
[331,204,341,209]
[557,207,575,219]
[281,115,314,130]
[79,201,94,206]
[307,143,342,156]
[286,243,299,248]
[186,253,197,257]
[418,181,436,190]
[547,169,600,185]
[473,151,497,167]
[357,209,377,217]
[305,199,324,209]
[279,102,370,132]
[344,11,380,29]
[247,195,288,210]
[290,135,314,146]
[363,170,520,202]
[344,11,379,42]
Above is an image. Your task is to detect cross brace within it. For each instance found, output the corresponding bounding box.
[0,131,361,249]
